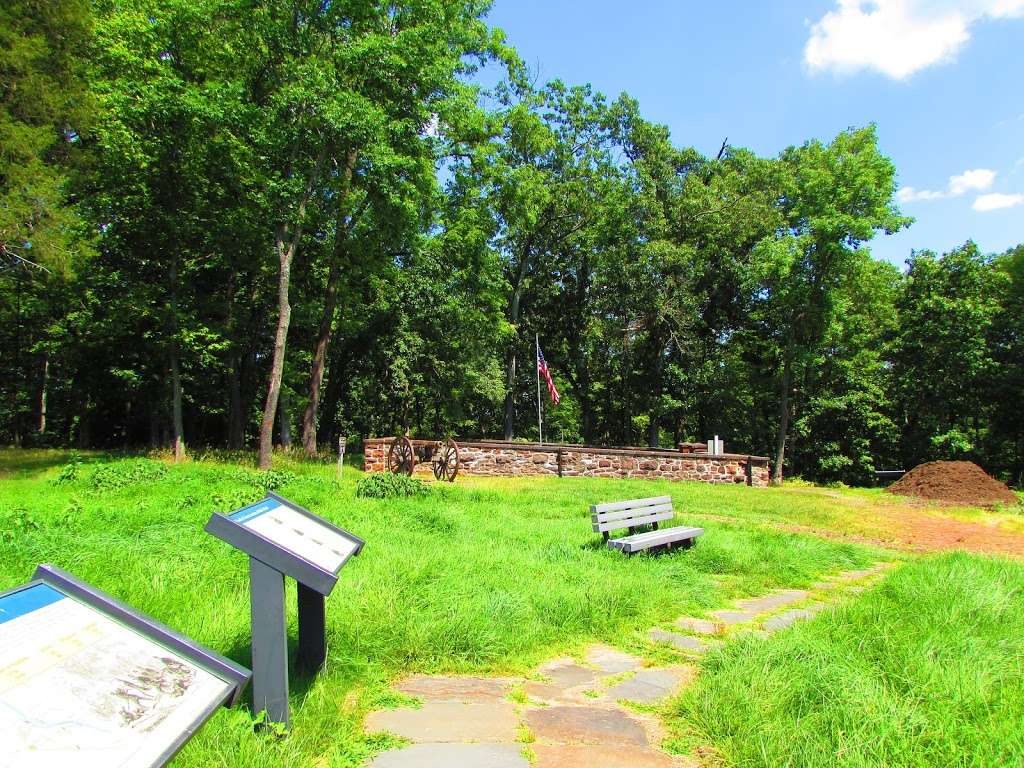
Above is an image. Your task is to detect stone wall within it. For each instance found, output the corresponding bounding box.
[363,438,770,487]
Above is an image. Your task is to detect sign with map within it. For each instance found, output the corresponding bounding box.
[0,567,251,768]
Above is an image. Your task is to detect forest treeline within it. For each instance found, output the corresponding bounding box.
[2,0,1022,485]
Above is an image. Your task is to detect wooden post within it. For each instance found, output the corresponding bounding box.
[336,436,345,480]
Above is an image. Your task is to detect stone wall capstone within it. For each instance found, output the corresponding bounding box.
[363,439,770,487]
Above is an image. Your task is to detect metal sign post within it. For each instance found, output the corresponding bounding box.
[205,492,363,728]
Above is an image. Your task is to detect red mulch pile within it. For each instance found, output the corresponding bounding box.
[887,460,1019,507]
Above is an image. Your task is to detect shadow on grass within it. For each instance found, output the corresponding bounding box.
[223,631,327,720]
[579,536,696,558]
[0,448,82,475]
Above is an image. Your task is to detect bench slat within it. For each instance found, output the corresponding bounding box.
[593,510,674,533]
[608,526,704,553]
[591,503,673,525]
[590,496,672,515]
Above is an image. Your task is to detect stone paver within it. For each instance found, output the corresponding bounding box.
[674,617,720,635]
[835,566,885,581]
[761,604,826,631]
[585,644,643,674]
[647,629,717,653]
[532,744,687,767]
[526,706,648,747]
[395,675,514,701]
[710,608,759,625]
[524,680,579,703]
[539,660,600,688]
[362,561,896,767]
[606,667,695,704]
[736,589,810,613]
[365,701,519,743]
[368,744,528,768]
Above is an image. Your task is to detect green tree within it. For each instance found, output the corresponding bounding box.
[0,0,92,445]
[891,242,1007,468]
[990,244,1024,484]
[790,257,901,483]
[756,126,909,482]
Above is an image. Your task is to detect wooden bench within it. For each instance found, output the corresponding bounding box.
[591,496,703,555]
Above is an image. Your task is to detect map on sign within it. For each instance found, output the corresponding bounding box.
[229,499,359,574]
[0,584,232,768]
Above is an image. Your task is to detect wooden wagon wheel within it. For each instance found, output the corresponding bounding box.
[387,436,415,476]
[431,438,460,482]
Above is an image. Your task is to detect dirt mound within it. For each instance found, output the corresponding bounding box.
[887,460,1019,507]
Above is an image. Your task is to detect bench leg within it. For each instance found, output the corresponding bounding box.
[602,532,609,542]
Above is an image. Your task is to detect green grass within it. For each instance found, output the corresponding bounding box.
[0,449,882,767]
[669,552,1024,767]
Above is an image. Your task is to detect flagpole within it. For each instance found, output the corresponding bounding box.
[536,333,543,445]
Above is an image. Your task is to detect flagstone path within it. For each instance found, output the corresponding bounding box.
[363,562,893,767]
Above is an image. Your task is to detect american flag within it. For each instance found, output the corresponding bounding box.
[537,346,560,405]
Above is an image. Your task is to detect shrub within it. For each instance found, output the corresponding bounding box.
[54,452,83,485]
[0,507,38,543]
[90,459,168,491]
[232,468,298,493]
[355,472,429,499]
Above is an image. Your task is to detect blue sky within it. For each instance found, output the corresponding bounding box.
[481,1,1024,267]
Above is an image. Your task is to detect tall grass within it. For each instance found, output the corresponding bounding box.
[0,451,880,767]
[670,552,1024,767]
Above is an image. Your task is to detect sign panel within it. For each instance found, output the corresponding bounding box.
[229,498,359,574]
[0,575,247,768]
[206,493,364,596]
[205,493,364,725]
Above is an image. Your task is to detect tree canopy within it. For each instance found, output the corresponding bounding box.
[1,0,1020,486]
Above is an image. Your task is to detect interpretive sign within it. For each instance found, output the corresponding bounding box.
[205,492,364,727]
[0,564,251,768]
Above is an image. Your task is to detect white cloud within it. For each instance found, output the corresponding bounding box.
[897,167,996,202]
[973,192,1024,210]
[948,168,997,194]
[805,1,1024,79]
[897,186,947,202]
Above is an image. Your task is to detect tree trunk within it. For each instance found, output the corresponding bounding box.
[772,357,792,484]
[224,273,245,449]
[301,149,357,456]
[227,353,244,449]
[258,154,322,470]
[169,255,185,462]
[503,245,531,440]
[318,342,350,447]
[503,353,517,441]
[258,225,297,470]
[77,396,91,448]
[647,415,659,448]
[37,352,48,434]
[149,408,161,448]
[575,255,593,443]
[278,387,292,449]
[170,345,185,462]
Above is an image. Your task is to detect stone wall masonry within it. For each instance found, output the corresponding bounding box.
[363,439,770,487]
